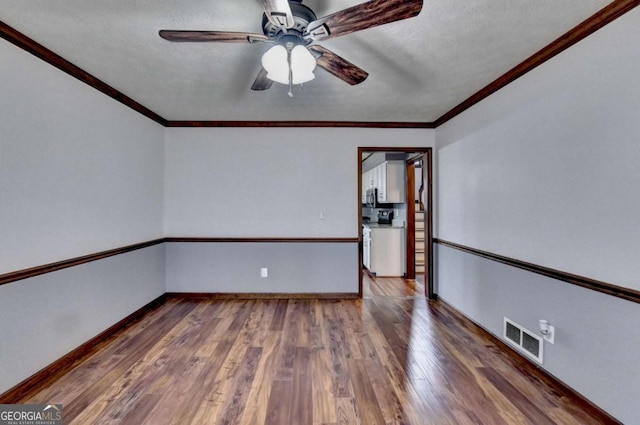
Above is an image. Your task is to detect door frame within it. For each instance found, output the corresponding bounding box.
[358,147,434,299]
[406,160,416,280]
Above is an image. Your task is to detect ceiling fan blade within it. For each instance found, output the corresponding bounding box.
[159,30,270,43]
[305,0,423,41]
[309,45,368,85]
[251,67,274,91]
[257,0,295,29]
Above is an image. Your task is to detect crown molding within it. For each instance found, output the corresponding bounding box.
[164,121,435,128]
[2,1,638,127]
[0,21,167,126]
[433,0,640,127]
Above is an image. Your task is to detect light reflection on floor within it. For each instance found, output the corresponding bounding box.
[363,273,454,423]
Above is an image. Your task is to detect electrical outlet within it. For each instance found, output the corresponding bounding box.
[543,325,555,344]
[260,268,268,278]
[539,320,555,344]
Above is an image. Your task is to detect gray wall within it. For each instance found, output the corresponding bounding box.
[435,9,640,423]
[166,242,358,294]
[436,245,640,424]
[0,245,166,393]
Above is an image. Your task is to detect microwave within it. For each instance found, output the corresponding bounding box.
[365,188,378,208]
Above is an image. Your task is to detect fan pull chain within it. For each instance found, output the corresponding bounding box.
[286,43,294,97]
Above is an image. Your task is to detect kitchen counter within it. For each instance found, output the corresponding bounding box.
[362,222,404,229]
[362,224,405,276]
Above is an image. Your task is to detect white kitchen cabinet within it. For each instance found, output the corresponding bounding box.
[376,161,387,201]
[362,160,405,204]
[369,166,378,189]
[364,226,405,276]
[361,171,368,203]
[362,168,375,203]
[377,160,405,203]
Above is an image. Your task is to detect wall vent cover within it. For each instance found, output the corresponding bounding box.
[503,317,543,364]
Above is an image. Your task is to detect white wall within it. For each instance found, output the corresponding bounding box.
[164,127,434,237]
[437,8,640,291]
[164,127,433,292]
[0,40,166,394]
[0,40,164,275]
[435,8,640,423]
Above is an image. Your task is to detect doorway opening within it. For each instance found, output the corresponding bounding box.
[358,147,434,299]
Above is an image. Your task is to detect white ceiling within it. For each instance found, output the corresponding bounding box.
[1,0,612,123]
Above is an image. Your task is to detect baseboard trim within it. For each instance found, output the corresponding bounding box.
[434,238,640,304]
[0,291,358,402]
[166,292,359,300]
[0,292,617,422]
[437,297,622,425]
[0,294,168,403]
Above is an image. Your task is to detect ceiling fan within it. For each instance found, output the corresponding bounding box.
[159,0,423,96]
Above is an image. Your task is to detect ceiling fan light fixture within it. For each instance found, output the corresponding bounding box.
[290,44,316,84]
[261,44,316,85]
[262,45,289,84]
[159,0,423,92]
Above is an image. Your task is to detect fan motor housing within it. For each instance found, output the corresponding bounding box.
[262,1,317,46]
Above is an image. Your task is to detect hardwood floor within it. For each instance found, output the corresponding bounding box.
[363,273,426,298]
[18,281,616,424]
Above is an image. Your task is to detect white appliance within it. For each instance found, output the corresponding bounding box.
[363,226,371,270]
[363,225,405,276]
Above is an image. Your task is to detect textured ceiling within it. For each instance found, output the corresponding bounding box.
[1,0,612,122]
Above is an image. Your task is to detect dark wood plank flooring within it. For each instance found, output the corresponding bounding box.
[363,273,426,298]
[18,278,615,424]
